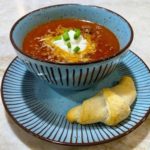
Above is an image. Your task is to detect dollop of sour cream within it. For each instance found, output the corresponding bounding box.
[53,30,87,54]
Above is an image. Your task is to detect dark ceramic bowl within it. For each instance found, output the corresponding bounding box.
[10,4,133,90]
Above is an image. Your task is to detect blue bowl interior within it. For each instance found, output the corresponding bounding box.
[12,4,132,51]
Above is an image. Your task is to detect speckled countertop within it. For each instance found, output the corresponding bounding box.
[0,0,150,149]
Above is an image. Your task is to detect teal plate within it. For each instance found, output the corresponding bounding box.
[1,51,150,146]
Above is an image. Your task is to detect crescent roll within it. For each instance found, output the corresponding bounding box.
[66,76,136,126]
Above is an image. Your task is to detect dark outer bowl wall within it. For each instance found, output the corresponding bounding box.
[10,4,134,66]
[15,48,124,90]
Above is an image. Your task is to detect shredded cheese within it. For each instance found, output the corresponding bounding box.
[40,28,96,63]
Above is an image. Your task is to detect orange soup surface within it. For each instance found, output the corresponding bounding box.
[23,18,120,63]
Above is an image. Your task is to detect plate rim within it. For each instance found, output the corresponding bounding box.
[1,50,150,146]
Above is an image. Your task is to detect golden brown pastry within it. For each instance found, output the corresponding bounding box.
[66,76,136,126]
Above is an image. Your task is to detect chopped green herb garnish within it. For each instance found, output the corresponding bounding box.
[74,29,81,39]
[67,42,71,48]
[73,46,80,53]
[64,29,69,32]
[54,35,62,41]
[63,31,70,41]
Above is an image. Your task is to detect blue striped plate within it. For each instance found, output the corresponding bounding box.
[1,51,150,146]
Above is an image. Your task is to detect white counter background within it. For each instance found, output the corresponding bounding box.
[0,0,150,149]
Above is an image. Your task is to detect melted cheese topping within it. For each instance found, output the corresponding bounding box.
[41,28,96,63]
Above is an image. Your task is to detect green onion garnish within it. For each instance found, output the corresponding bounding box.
[73,46,80,53]
[64,29,69,32]
[54,35,62,41]
[74,29,81,39]
[63,31,70,41]
[67,42,71,48]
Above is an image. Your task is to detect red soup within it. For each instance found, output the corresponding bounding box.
[23,18,120,63]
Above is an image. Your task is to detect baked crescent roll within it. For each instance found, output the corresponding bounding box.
[66,76,136,126]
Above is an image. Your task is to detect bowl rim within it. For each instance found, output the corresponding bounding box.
[10,4,134,66]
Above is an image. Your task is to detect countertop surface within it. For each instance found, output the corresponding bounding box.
[0,0,150,149]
